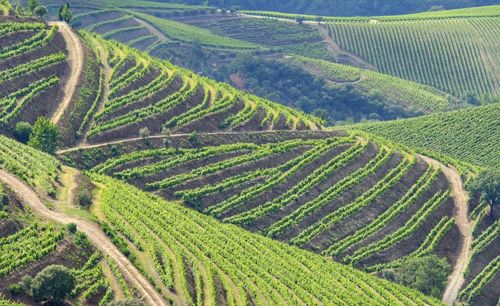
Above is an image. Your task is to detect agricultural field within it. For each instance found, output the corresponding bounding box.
[0,136,135,305]
[353,103,500,169]
[0,20,69,130]
[173,16,334,60]
[61,130,464,288]
[324,17,500,98]
[90,173,443,305]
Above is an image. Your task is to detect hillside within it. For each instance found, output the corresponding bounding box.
[0,135,445,305]
[0,19,321,147]
[0,12,498,306]
[352,103,500,170]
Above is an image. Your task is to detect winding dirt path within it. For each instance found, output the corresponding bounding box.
[418,155,472,305]
[49,22,84,125]
[0,169,168,306]
[56,130,338,154]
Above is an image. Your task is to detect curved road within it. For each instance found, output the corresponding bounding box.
[49,21,84,125]
[419,155,472,305]
[0,169,168,306]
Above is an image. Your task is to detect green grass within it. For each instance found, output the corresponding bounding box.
[352,103,500,169]
[289,55,455,114]
[127,11,258,49]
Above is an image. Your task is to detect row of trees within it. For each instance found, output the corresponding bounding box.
[13,0,72,21]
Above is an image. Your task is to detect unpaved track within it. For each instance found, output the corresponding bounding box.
[57,130,337,154]
[419,155,472,305]
[49,22,84,125]
[0,169,168,306]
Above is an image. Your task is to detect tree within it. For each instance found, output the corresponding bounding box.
[58,4,63,21]
[60,3,72,23]
[14,121,33,143]
[28,117,59,154]
[139,127,151,139]
[30,265,75,304]
[383,256,451,297]
[296,16,305,24]
[33,5,47,17]
[67,223,77,234]
[467,169,499,206]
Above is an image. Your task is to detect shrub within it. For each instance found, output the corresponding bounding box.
[77,189,92,207]
[75,231,90,247]
[8,284,23,295]
[14,121,33,143]
[31,265,75,303]
[108,299,146,306]
[67,223,77,234]
[28,117,59,155]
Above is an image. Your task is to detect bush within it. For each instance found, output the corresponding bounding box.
[139,127,151,139]
[14,121,33,143]
[67,223,77,234]
[383,255,451,297]
[467,169,499,206]
[77,189,92,207]
[31,265,75,303]
[8,284,23,295]
[28,117,59,155]
[75,231,90,247]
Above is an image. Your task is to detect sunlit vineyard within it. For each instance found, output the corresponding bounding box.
[91,173,442,305]
[0,21,67,128]
[62,130,459,276]
[325,16,500,98]
[354,103,500,169]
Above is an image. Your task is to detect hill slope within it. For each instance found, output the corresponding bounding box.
[0,135,444,305]
[352,103,500,169]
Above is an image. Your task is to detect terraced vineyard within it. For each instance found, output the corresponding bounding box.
[354,103,500,169]
[459,198,499,306]
[61,130,461,279]
[0,21,322,146]
[0,20,68,129]
[90,173,443,305]
[176,16,334,60]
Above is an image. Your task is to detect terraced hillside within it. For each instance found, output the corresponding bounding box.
[245,6,500,99]
[0,20,69,129]
[354,103,500,169]
[61,130,463,279]
[0,136,137,305]
[0,20,322,146]
[0,132,445,305]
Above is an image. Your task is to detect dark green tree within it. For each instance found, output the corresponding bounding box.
[14,121,33,143]
[60,3,72,22]
[28,117,59,154]
[383,255,451,297]
[33,5,47,17]
[27,0,39,13]
[30,265,76,304]
[467,169,499,206]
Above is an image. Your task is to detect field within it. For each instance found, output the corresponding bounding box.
[0,21,322,147]
[288,55,458,115]
[61,130,463,282]
[353,103,500,169]
[0,20,68,129]
[0,135,138,305]
[90,173,442,305]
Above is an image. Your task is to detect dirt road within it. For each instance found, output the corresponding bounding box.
[419,155,472,305]
[49,22,84,125]
[0,169,168,306]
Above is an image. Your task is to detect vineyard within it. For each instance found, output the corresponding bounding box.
[324,16,500,98]
[61,130,462,281]
[354,103,500,169]
[0,181,118,305]
[458,198,499,306]
[0,20,68,129]
[90,173,443,305]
